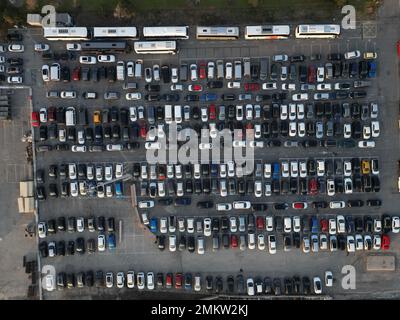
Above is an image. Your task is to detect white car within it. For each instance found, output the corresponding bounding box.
[127,271,135,288]
[248,232,256,249]
[8,44,24,52]
[344,178,353,194]
[317,83,332,91]
[97,54,116,63]
[298,121,305,136]
[7,76,22,84]
[145,67,152,82]
[289,104,297,120]
[371,121,380,138]
[325,271,333,287]
[116,272,125,289]
[329,201,345,209]
[293,216,301,232]
[145,142,161,150]
[233,201,251,210]
[71,145,87,153]
[265,216,274,232]
[262,82,277,90]
[392,216,400,233]
[38,222,47,238]
[347,235,355,252]
[41,65,50,82]
[302,236,310,253]
[337,216,346,233]
[106,144,123,151]
[227,81,241,89]
[45,274,55,292]
[203,218,212,237]
[138,201,154,209]
[284,217,292,233]
[373,235,381,250]
[292,93,308,101]
[344,50,361,60]
[282,83,296,91]
[76,217,85,232]
[225,62,233,80]
[126,61,134,77]
[34,43,49,52]
[169,235,177,252]
[328,219,337,235]
[290,161,299,177]
[126,92,141,100]
[216,203,232,211]
[247,278,255,296]
[190,64,198,81]
[171,84,183,91]
[313,277,322,294]
[272,54,288,62]
[327,179,335,196]
[343,161,352,176]
[153,64,160,81]
[39,107,47,123]
[257,234,265,250]
[98,234,106,251]
[229,217,237,232]
[314,93,330,100]
[194,275,202,292]
[344,123,352,138]
[280,104,288,120]
[171,67,178,83]
[268,235,277,254]
[355,234,364,251]
[320,234,328,250]
[358,140,375,148]
[60,91,76,99]
[136,272,145,290]
[79,56,97,64]
[317,67,325,82]
[66,43,81,51]
[254,180,262,197]
[363,125,371,139]
[281,161,289,177]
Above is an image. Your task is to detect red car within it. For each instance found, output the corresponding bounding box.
[307,65,316,83]
[166,273,173,288]
[209,104,216,120]
[308,178,318,195]
[397,40,400,57]
[320,219,328,233]
[231,235,238,248]
[244,83,260,92]
[199,62,206,79]
[292,202,308,209]
[256,216,264,230]
[48,106,56,122]
[139,124,147,139]
[189,84,203,92]
[175,273,182,289]
[72,67,80,81]
[31,111,39,127]
[381,234,390,250]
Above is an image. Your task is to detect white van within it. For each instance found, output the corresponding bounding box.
[134,59,143,78]
[65,107,76,126]
[116,61,125,81]
[50,63,60,81]
[165,105,173,124]
[174,105,182,123]
[234,60,242,80]
[243,58,251,78]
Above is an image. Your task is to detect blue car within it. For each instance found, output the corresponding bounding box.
[272,162,280,180]
[311,217,319,234]
[115,182,123,198]
[200,93,217,102]
[150,218,158,233]
[108,233,116,250]
[367,61,376,78]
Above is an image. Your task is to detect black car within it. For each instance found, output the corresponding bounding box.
[61,66,70,82]
[39,241,48,258]
[273,278,282,295]
[7,58,23,65]
[186,94,199,102]
[227,276,235,294]
[178,235,186,251]
[367,199,382,207]
[270,64,278,80]
[76,238,85,254]
[107,66,116,82]
[57,217,66,231]
[252,203,268,211]
[206,276,213,292]
[347,200,364,207]
[162,93,179,102]
[197,201,213,209]
[158,235,165,251]
[48,184,58,198]
[221,94,235,101]
[207,81,223,88]
[215,277,223,294]
[187,236,195,253]
[290,55,305,62]
[274,203,288,210]
[161,65,171,83]
[57,272,66,290]
[302,277,311,295]
[39,125,47,141]
[95,271,104,288]
[57,241,66,256]
[328,53,343,61]
[145,84,160,92]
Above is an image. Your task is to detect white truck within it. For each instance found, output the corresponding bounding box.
[116,61,125,81]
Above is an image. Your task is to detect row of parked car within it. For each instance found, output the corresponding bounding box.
[38,216,116,237]
[155,231,391,254]
[46,270,330,296]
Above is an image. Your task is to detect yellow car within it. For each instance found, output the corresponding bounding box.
[363,52,377,59]
[93,110,101,124]
[361,160,370,174]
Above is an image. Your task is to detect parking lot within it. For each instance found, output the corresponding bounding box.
[1,0,400,299]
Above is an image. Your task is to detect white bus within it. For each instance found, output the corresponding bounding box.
[93,27,138,39]
[43,27,89,41]
[245,25,290,40]
[196,26,239,40]
[134,41,177,54]
[143,26,189,39]
[295,24,341,39]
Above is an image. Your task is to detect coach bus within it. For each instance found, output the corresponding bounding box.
[196,26,239,40]
[245,25,290,40]
[142,26,189,39]
[92,27,138,39]
[134,41,177,54]
[80,41,127,52]
[295,24,341,39]
[43,27,89,41]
